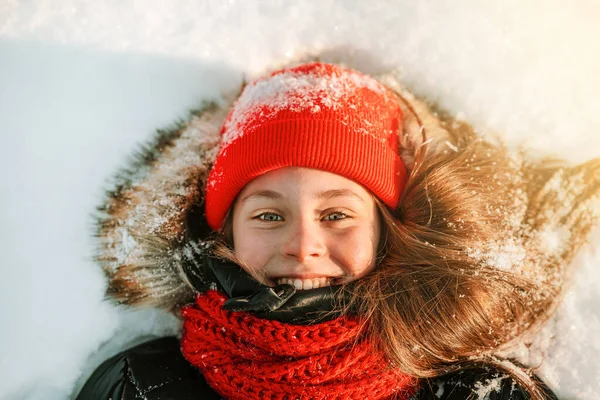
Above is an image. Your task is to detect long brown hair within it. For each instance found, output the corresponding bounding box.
[210,87,600,399]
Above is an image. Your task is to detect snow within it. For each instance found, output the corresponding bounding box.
[445,140,459,153]
[473,374,507,399]
[1,1,599,399]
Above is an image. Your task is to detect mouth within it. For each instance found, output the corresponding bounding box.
[273,277,342,290]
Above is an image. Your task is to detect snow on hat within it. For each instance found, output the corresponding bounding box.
[205,62,408,231]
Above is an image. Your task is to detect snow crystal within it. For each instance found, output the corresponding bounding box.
[434,380,445,398]
[473,375,507,399]
[445,140,459,152]
[536,226,572,255]
[116,227,139,264]
[467,237,527,272]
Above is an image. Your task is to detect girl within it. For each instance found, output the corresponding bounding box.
[78,61,600,399]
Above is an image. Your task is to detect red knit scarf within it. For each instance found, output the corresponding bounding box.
[181,290,418,400]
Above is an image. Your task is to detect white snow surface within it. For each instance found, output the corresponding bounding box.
[1,1,599,399]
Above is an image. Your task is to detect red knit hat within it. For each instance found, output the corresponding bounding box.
[205,62,407,231]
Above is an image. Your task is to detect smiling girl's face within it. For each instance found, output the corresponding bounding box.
[231,167,382,290]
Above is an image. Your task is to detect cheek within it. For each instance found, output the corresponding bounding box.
[232,218,257,272]
[232,226,276,273]
[331,225,379,277]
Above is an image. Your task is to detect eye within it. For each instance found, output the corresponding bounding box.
[324,211,348,222]
[255,212,283,222]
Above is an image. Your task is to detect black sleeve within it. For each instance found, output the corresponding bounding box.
[413,367,559,400]
[75,337,220,400]
[75,346,128,400]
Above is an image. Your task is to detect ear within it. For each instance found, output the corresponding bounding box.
[377,73,453,173]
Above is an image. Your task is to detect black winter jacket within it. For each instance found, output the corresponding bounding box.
[77,256,559,400]
[83,91,561,400]
[76,337,557,400]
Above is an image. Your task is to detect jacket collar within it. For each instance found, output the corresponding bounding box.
[196,252,350,324]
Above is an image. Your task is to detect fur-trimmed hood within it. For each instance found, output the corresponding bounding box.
[93,59,600,322]
[92,64,452,312]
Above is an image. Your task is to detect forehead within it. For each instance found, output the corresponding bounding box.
[238,167,372,202]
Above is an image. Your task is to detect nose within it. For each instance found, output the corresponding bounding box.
[281,219,326,262]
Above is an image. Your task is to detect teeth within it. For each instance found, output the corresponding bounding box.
[275,277,333,290]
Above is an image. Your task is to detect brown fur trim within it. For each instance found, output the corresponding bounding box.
[92,97,234,311]
[89,67,476,312]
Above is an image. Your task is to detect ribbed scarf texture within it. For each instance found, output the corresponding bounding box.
[181,290,419,400]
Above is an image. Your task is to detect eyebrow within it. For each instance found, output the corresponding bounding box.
[240,189,367,204]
